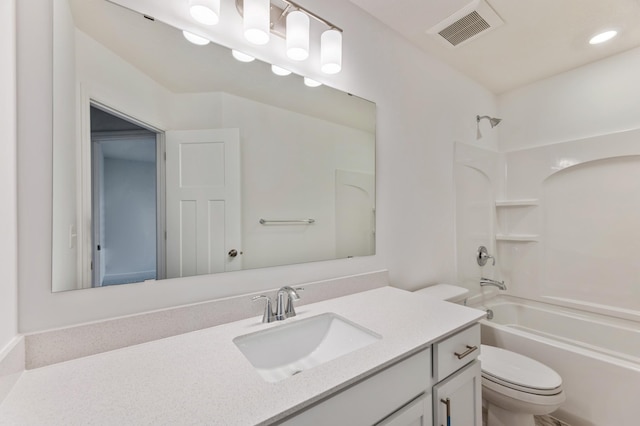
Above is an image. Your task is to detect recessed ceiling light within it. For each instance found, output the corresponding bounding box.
[589,30,618,45]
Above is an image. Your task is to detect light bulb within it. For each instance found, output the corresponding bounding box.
[231,50,255,63]
[189,0,220,26]
[271,65,292,76]
[321,29,342,74]
[304,77,321,87]
[286,11,309,61]
[182,31,210,46]
[589,30,618,45]
[244,0,270,45]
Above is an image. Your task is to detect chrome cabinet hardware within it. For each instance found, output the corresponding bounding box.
[454,345,478,360]
[440,397,451,426]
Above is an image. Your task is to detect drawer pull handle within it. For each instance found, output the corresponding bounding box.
[454,345,478,359]
[440,398,451,426]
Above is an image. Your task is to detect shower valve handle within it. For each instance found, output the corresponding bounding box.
[477,246,495,266]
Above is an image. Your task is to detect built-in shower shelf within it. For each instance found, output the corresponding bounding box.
[495,234,539,242]
[495,199,539,207]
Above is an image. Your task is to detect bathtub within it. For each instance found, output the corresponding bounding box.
[476,295,640,426]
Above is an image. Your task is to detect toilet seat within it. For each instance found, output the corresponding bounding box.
[482,372,562,396]
[479,345,563,396]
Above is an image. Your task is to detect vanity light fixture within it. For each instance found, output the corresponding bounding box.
[589,30,618,45]
[189,0,220,26]
[286,10,310,61]
[220,0,343,74]
[271,65,292,76]
[182,30,211,45]
[243,0,271,45]
[321,29,342,74]
[304,77,322,87]
[231,49,256,62]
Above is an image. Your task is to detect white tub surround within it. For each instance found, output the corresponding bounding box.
[478,295,640,426]
[0,287,484,425]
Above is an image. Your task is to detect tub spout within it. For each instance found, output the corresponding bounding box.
[480,277,507,291]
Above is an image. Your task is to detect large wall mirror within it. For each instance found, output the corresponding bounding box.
[52,0,376,292]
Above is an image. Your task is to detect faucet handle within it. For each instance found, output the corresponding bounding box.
[285,287,304,318]
[477,246,496,266]
[252,295,275,323]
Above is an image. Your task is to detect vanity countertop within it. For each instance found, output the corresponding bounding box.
[0,286,485,425]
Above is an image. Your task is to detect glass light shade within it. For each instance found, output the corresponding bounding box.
[244,0,270,45]
[271,65,292,76]
[231,50,256,62]
[321,29,342,74]
[182,31,210,46]
[189,0,220,26]
[589,30,618,45]
[304,77,321,87]
[286,11,309,61]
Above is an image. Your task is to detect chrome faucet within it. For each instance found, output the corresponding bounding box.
[276,286,303,321]
[252,286,304,323]
[480,277,507,291]
[252,295,276,323]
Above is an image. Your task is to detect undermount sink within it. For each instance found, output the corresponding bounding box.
[233,313,381,383]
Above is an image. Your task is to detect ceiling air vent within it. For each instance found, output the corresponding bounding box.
[427,0,504,48]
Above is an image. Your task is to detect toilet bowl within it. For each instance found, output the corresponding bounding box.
[480,344,565,426]
[415,284,565,426]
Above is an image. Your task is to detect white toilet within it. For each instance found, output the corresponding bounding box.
[415,284,565,426]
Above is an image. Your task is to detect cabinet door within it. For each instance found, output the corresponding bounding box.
[377,393,432,426]
[433,360,481,426]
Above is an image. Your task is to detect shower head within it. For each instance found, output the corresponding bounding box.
[477,115,502,128]
[476,115,502,139]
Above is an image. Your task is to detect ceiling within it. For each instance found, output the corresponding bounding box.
[349,0,640,94]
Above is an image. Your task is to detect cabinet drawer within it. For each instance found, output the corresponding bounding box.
[433,323,480,382]
[280,348,432,425]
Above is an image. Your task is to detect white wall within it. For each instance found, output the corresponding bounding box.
[219,92,374,269]
[18,0,497,332]
[498,46,640,151]
[0,0,18,350]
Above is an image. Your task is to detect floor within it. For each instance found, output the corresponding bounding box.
[534,415,570,426]
[482,407,570,426]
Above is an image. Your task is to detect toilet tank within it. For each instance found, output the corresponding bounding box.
[414,284,469,304]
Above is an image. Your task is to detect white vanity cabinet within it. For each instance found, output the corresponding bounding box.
[280,348,433,426]
[377,392,432,426]
[280,323,482,426]
[432,324,482,426]
[433,361,482,426]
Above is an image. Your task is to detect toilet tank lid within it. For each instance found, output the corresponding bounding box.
[414,284,469,302]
